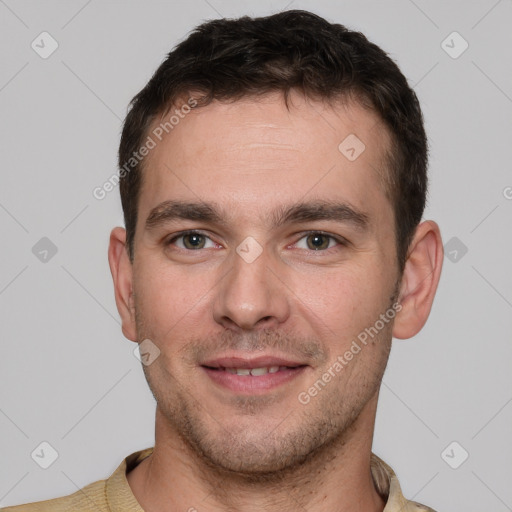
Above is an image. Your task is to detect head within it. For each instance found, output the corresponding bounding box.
[119,10,428,275]
[109,10,443,478]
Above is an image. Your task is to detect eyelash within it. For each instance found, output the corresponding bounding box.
[165,230,347,253]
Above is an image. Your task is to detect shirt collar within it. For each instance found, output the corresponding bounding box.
[105,447,428,512]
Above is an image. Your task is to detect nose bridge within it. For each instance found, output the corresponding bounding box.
[213,239,289,330]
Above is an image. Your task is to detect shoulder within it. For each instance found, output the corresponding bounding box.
[0,478,107,512]
[406,500,438,511]
[0,447,152,512]
[370,453,438,512]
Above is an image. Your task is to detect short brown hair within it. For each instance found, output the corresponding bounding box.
[119,9,428,273]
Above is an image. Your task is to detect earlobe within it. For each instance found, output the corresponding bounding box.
[108,227,138,342]
[392,220,444,340]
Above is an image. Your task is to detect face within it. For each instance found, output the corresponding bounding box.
[129,92,401,475]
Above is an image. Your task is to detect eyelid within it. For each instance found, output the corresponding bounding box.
[292,231,348,250]
[166,229,219,248]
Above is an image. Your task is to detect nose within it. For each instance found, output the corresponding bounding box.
[212,243,291,331]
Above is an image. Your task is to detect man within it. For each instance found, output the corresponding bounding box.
[3,9,443,512]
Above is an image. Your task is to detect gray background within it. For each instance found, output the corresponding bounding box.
[1,1,511,510]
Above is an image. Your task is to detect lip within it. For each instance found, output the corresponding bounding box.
[200,354,308,394]
[201,355,304,369]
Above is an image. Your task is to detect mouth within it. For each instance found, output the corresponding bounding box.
[200,356,309,394]
[206,365,297,376]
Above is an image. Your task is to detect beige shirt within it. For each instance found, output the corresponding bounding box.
[1,448,436,511]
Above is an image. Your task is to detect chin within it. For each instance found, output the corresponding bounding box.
[198,438,312,477]
[180,412,340,480]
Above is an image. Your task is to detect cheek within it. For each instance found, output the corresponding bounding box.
[134,265,193,332]
[289,263,387,336]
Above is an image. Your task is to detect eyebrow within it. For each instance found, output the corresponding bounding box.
[145,199,370,232]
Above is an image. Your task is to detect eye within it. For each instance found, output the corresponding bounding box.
[167,231,218,250]
[294,232,344,251]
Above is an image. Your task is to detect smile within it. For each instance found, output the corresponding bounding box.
[201,358,308,394]
[207,365,299,376]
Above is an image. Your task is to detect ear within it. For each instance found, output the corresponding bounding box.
[392,220,443,339]
[108,227,137,342]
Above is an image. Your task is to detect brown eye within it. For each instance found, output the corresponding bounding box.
[182,233,206,249]
[293,232,345,252]
[167,231,216,250]
[306,233,331,250]
[294,231,350,253]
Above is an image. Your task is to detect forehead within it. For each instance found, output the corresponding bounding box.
[137,92,393,231]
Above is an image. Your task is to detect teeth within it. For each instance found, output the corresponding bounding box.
[223,366,284,376]
[250,367,268,376]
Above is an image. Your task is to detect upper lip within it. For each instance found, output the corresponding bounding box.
[201,355,306,369]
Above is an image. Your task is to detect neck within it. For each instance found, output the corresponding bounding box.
[127,395,386,512]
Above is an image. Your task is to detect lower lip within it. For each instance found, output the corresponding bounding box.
[201,366,307,394]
